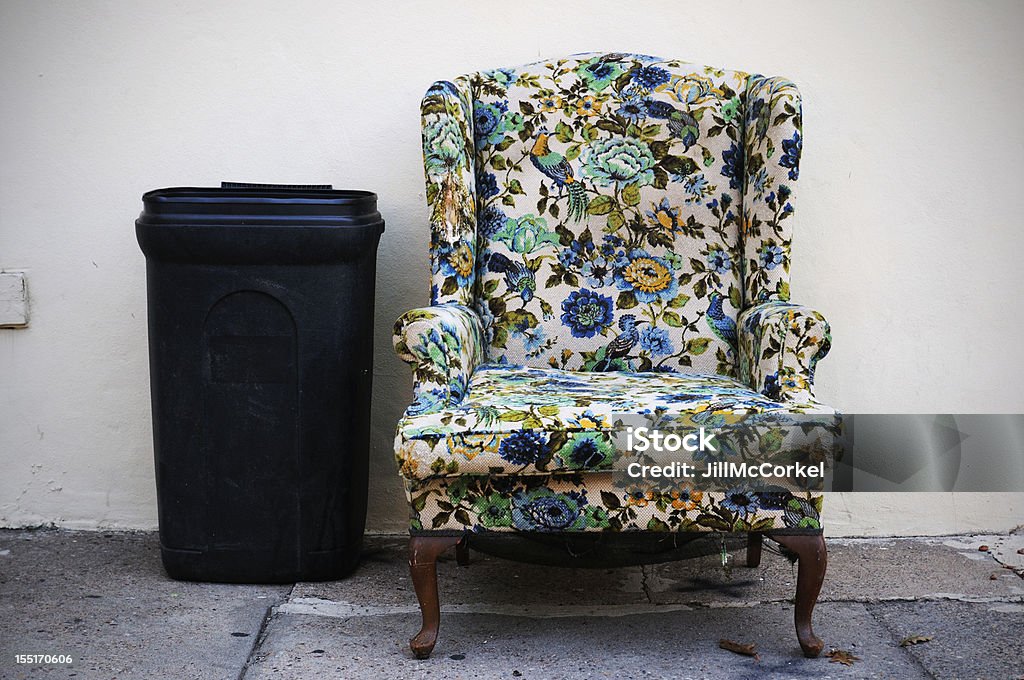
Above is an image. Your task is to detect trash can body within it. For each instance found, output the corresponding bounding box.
[136,186,383,583]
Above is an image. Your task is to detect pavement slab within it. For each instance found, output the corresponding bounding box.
[1,530,1022,679]
[243,604,930,680]
[0,529,290,680]
[866,600,1024,680]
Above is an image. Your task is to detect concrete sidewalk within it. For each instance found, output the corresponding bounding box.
[0,530,1021,679]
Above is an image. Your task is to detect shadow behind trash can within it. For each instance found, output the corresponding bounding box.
[136,185,384,583]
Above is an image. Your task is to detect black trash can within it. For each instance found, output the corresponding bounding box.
[136,183,384,583]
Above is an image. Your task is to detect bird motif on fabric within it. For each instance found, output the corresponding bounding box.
[488,252,536,303]
[644,100,700,151]
[704,290,737,350]
[530,128,589,222]
[705,292,737,350]
[594,314,641,371]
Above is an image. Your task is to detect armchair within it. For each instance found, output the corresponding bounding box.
[394,53,835,659]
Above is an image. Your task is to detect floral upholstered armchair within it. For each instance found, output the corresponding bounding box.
[394,53,834,659]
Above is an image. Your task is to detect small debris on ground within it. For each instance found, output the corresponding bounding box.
[978,545,989,551]
[449,653,465,660]
[719,638,759,661]
[899,635,933,647]
[826,648,861,666]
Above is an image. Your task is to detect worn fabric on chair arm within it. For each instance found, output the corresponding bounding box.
[394,304,486,414]
[738,302,830,403]
[421,77,477,307]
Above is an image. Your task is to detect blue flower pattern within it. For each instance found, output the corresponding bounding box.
[398,54,833,536]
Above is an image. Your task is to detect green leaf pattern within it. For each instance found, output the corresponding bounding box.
[399,54,832,535]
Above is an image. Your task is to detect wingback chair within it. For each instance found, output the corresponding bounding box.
[394,53,834,659]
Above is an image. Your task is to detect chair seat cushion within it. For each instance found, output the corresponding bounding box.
[396,363,833,481]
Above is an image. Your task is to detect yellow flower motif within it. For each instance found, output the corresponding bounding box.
[668,73,724,106]
[569,411,609,429]
[626,494,647,507]
[396,444,420,478]
[539,95,562,112]
[780,371,808,391]
[645,199,682,241]
[576,95,601,116]
[623,258,673,294]
[670,487,703,511]
[448,242,474,279]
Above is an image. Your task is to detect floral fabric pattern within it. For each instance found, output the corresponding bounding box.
[402,53,834,535]
[742,75,803,304]
[463,53,755,376]
[393,304,486,414]
[422,77,478,307]
[406,473,824,534]
[396,363,833,480]
[738,302,831,404]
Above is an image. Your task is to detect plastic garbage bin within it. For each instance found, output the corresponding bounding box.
[136,183,384,583]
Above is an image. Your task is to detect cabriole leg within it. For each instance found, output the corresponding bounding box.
[770,533,827,658]
[409,535,462,659]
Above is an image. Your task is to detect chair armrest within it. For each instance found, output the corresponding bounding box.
[393,303,486,413]
[738,301,831,403]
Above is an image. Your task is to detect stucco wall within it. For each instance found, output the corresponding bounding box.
[1,0,1021,534]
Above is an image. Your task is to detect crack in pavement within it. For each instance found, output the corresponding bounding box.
[639,565,654,604]
[239,584,295,680]
[864,602,940,680]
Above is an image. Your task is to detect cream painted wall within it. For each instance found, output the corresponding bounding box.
[1,0,1021,535]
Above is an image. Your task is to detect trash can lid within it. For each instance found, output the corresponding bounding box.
[139,184,381,227]
[136,184,383,264]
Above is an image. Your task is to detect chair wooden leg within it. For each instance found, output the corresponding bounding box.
[746,532,763,567]
[770,533,827,658]
[409,535,462,659]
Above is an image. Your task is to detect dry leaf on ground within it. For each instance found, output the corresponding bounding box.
[899,635,933,647]
[826,648,861,666]
[719,638,760,661]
